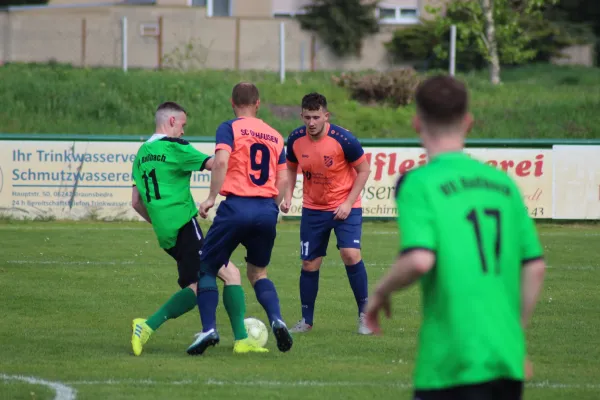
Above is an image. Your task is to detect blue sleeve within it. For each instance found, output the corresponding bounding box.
[340,132,364,164]
[215,121,234,150]
[278,147,286,165]
[286,133,298,163]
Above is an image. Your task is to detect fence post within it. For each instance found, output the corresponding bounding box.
[310,35,316,72]
[279,22,285,83]
[449,24,457,76]
[207,0,213,17]
[157,16,163,69]
[235,18,240,70]
[121,16,128,72]
[300,41,305,71]
[81,18,86,67]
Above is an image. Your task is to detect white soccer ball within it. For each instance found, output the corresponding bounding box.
[244,317,268,348]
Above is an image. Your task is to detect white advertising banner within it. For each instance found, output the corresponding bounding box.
[0,139,594,220]
[552,145,600,219]
[0,140,217,221]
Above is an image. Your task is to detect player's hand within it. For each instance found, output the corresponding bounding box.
[525,357,534,381]
[364,292,391,335]
[280,197,292,214]
[333,201,352,220]
[199,198,215,219]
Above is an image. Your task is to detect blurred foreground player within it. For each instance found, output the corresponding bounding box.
[365,76,546,400]
[130,101,248,356]
[187,83,293,355]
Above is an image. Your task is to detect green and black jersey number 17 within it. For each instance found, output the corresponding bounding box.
[142,168,161,203]
[466,208,501,275]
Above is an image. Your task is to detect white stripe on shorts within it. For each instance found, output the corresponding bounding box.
[191,218,203,241]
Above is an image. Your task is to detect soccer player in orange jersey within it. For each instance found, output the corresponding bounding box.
[186,83,293,355]
[280,92,373,334]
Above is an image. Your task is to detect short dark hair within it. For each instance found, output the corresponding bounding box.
[301,92,327,111]
[415,75,468,126]
[232,82,260,107]
[156,101,187,115]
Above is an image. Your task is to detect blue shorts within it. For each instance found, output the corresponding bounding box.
[300,207,362,261]
[200,195,279,275]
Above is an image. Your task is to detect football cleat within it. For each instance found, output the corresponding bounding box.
[289,318,313,333]
[131,318,154,356]
[233,338,269,354]
[358,312,373,335]
[187,329,220,355]
[272,319,293,352]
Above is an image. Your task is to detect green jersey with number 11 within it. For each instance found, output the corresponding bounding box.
[132,134,211,249]
[395,151,543,390]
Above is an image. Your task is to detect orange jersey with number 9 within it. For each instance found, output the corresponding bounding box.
[215,116,286,198]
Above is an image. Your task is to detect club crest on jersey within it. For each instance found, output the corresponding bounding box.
[324,155,333,167]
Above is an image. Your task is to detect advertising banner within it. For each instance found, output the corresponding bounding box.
[552,145,600,219]
[0,140,216,221]
[0,139,587,221]
[286,147,552,219]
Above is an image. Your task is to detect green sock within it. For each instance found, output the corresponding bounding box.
[146,287,197,331]
[223,285,248,341]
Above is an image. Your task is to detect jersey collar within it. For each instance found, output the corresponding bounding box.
[147,133,167,143]
[430,151,469,161]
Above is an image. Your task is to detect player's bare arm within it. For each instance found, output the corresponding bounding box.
[203,156,214,171]
[280,163,297,213]
[521,258,546,328]
[365,249,435,334]
[275,168,288,207]
[200,149,230,218]
[131,185,152,223]
[334,160,371,220]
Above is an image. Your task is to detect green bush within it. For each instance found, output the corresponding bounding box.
[386,3,595,71]
[331,68,421,107]
[296,0,379,58]
[522,12,597,63]
[384,19,440,68]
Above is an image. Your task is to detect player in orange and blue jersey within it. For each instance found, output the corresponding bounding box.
[280,92,373,335]
[187,82,293,355]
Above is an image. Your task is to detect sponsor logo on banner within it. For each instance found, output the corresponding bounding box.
[0,139,593,220]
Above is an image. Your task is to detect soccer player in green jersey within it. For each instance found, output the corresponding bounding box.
[130,101,264,356]
[365,76,546,399]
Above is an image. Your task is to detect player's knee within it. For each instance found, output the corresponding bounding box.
[187,282,198,295]
[218,262,241,285]
[340,248,361,265]
[246,264,268,286]
[302,258,322,272]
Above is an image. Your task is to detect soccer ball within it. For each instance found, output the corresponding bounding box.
[244,317,268,348]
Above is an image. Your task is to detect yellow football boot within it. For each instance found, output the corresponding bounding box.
[233,338,269,354]
[131,318,153,356]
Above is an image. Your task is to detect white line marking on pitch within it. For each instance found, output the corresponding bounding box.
[60,378,600,390]
[6,260,599,271]
[5,260,136,266]
[1,224,598,237]
[0,374,77,400]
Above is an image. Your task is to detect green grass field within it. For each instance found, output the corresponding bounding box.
[0,63,599,139]
[1,220,599,400]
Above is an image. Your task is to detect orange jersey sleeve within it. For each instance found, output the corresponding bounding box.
[286,123,366,211]
[217,117,286,198]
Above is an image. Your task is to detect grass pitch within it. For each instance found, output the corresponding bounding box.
[1,221,599,399]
